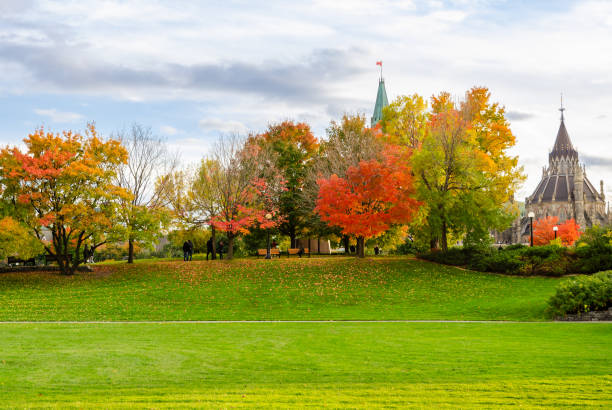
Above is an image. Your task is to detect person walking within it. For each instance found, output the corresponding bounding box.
[187,239,194,261]
[217,240,224,260]
[182,240,190,261]
[206,237,214,261]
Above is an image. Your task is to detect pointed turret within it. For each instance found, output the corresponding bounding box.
[550,99,578,161]
[371,78,389,127]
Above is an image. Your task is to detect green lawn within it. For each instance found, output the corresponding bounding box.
[0,322,610,408]
[2,256,609,407]
[0,256,561,321]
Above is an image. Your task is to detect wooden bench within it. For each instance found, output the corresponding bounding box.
[257,248,281,258]
[7,256,36,267]
[45,254,72,265]
[287,248,310,257]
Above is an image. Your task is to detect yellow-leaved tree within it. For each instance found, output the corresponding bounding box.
[383,87,525,251]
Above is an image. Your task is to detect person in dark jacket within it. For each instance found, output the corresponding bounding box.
[217,240,224,260]
[206,237,214,261]
[187,240,194,261]
[182,241,190,261]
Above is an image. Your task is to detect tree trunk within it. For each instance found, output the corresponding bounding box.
[430,237,438,251]
[211,226,217,260]
[317,237,321,255]
[289,227,296,249]
[441,220,448,252]
[357,236,365,258]
[343,235,350,254]
[227,233,234,260]
[128,239,135,264]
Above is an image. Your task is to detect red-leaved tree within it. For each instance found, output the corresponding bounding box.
[315,147,421,257]
[533,216,581,246]
[207,135,286,259]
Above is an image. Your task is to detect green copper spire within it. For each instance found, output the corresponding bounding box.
[371,77,389,127]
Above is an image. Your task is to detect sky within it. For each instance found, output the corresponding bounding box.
[1,0,612,201]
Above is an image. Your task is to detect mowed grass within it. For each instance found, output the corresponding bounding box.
[0,256,562,321]
[0,322,610,408]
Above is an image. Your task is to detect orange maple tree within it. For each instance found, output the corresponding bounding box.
[0,124,128,274]
[315,146,421,257]
[533,216,581,246]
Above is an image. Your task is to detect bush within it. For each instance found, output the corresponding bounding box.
[419,247,491,266]
[547,271,612,316]
[570,244,612,274]
[518,245,567,276]
[468,250,523,274]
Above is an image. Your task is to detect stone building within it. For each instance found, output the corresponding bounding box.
[501,107,609,244]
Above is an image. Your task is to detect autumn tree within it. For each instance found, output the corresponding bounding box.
[170,159,222,259]
[114,124,176,263]
[316,146,420,257]
[0,216,43,260]
[533,216,581,246]
[304,114,383,254]
[390,88,524,251]
[0,124,128,274]
[252,121,319,247]
[205,134,285,259]
[380,94,428,148]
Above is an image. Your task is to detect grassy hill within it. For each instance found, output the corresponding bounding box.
[1,256,610,407]
[0,256,561,321]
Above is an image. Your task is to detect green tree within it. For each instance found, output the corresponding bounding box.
[392,88,524,251]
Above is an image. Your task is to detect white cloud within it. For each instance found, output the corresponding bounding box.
[198,118,248,134]
[1,0,612,200]
[160,125,179,136]
[34,108,83,123]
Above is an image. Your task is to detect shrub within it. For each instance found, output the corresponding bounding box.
[570,243,612,274]
[468,250,523,274]
[419,247,491,266]
[519,245,567,276]
[504,243,526,251]
[419,248,467,266]
[547,271,612,317]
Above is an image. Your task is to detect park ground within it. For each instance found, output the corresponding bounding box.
[0,256,610,407]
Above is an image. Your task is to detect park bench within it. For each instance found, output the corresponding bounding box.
[287,248,310,257]
[45,254,72,265]
[7,256,36,267]
[257,248,281,258]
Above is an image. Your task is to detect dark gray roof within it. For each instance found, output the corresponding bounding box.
[530,173,602,203]
[549,119,578,160]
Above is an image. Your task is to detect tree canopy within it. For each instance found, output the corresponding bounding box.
[0,124,128,274]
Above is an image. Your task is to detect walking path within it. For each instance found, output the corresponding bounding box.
[0,320,609,324]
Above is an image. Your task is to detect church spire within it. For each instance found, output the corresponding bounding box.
[550,98,577,161]
[371,61,389,127]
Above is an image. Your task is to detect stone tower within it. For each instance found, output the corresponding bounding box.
[574,164,586,228]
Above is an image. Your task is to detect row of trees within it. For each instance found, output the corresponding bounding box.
[0,86,524,273]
